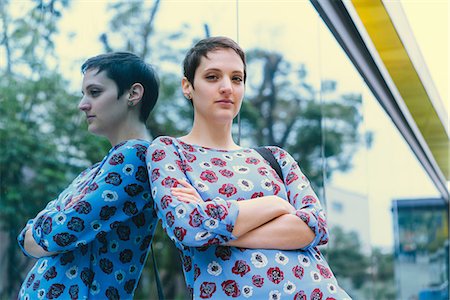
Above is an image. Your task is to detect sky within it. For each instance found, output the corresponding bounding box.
[5,0,447,249]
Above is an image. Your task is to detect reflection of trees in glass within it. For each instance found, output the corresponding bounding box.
[324,227,369,289]
[397,207,448,254]
[1,1,110,298]
[364,248,396,300]
[100,0,194,142]
[241,50,363,189]
[324,227,395,299]
[1,0,365,298]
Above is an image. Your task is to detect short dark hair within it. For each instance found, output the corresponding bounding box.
[183,36,246,88]
[81,52,159,123]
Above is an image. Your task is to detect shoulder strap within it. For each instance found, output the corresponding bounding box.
[151,244,165,300]
[254,147,284,182]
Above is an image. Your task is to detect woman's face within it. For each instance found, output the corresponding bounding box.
[79,68,129,138]
[183,48,245,125]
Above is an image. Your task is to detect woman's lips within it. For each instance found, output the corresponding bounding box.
[215,99,233,104]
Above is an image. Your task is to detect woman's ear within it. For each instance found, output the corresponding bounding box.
[127,83,144,106]
[181,77,193,100]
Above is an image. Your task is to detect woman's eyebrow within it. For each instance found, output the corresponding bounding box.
[202,67,221,72]
[202,68,243,74]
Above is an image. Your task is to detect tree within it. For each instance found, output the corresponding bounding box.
[100,0,194,140]
[240,50,363,190]
[362,248,395,300]
[323,227,395,299]
[323,226,370,289]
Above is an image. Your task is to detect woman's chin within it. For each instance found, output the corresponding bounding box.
[211,111,238,124]
[87,126,103,136]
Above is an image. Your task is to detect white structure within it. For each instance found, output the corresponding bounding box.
[324,185,371,254]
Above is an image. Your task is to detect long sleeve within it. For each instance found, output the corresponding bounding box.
[269,146,328,249]
[25,140,152,253]
[17,194,69,257]
[146,137,239,248]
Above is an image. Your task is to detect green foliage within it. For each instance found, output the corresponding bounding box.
[324,226,369,289]
[323,227,395,299]
[362,248,396,299]
[4,0,69,75]
[0,71,107,298]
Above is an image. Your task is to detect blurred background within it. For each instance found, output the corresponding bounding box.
[0,0,448,299]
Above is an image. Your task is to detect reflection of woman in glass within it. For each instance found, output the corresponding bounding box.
[147,37,351,299]
[17,52,159,300]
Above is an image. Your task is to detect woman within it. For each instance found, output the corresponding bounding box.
[17,52,159,300]
[147,37,351,299]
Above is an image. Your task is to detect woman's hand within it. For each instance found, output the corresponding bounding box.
[65,193,84,209]
[171,179,203,203]
[24,228,56,258]
[227,214,315,250]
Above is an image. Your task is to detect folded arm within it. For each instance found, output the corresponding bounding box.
[173,180,312,250]
[171,180,294,237]
[18,141,152,258]
[258,147,329,249]
[226,214,315,249]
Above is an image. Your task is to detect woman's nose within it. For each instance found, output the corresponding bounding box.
[219,78,232,95]
[78,97,91,111]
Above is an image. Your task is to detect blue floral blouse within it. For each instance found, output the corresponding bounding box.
[17,140,156,300]
[147,136,351,299]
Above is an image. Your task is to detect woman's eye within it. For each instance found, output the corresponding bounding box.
[232,76,243,83]
[90,90,101,97]
[206,75,218,81]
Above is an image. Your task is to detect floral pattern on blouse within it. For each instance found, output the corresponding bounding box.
[17,140,156,300]
[147,136,351,299]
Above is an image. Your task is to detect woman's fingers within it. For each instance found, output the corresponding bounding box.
[172,179,195,195]
[172,179,203,200]
[172,190,200,203]
[171,187,196,195]
[177,179,193,188]
[177,196,199,203]
[169,179,204,203]
[171,187,201,203]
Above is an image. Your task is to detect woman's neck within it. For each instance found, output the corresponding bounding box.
[181,118,240,150]
[108,121,150,147]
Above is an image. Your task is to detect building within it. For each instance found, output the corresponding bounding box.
[325,186,371,254]
[392,198,449,300]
